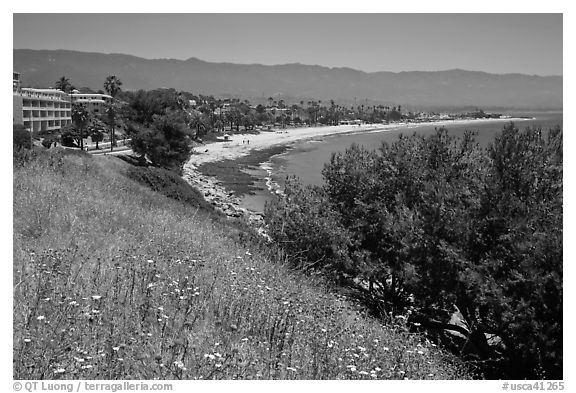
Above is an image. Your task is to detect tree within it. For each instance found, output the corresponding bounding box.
[13,124,31,150]
[89,122,105,149]
[130,111,194,170]
[264,125,563,379]
[71,104,90,150]
[54,76,74,93]
[103,75,123,148]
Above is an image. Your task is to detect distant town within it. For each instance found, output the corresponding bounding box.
[13,71,512,153]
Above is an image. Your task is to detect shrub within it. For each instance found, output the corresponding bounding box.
[130,111,194,170]
[264,177,352,274]
[14,124,31,150]
[125,165,214,211]
[264,125,563,379]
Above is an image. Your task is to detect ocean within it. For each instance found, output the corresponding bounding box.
[240,112,563,212]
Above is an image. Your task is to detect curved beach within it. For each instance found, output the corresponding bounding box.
[181,118,528,224]
[185,118,521,167]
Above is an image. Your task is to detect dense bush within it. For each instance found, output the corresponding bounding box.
[264,124,562,379]
[126,165,214,211]
[130,111,194,170]
[13,124,31,150]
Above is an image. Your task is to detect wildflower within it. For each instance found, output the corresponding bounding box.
[43,297,50,301]
[54,368,66,374]
[112,347,120,351]
[286,367,297,372]
[147,259,154,264]
[174,360,185,369]
[37,316,45,321]
[359,371,369,376]
[373,339,379,344]
[23,338,31,343]
[374,367,382,372]
[418,350,424,355]
[383,347,390,351]
[68,301,78,306]
[428,373,434,377]
[81,365,93,369]
[321,328,327,333]
[215,363,222,368]
[157,306,164,311]
[357,346,366,352]
[91,295,102,300]
[241,338,248,342]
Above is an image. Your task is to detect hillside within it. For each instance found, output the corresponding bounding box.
[14,49,562,110]
[13,148,471,380]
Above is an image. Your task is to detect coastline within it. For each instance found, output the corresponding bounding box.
[181,118,529,224]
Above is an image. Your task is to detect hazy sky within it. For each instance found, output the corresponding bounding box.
[13,13,563,76]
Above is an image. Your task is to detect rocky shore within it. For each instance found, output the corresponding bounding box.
[182,162,267,235]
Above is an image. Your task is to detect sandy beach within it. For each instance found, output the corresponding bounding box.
[184,118,525,168]
[181,118,528,225]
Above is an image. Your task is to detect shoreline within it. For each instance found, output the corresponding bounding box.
[181,118,530,224]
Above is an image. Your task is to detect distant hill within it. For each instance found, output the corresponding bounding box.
[14,49,562,110]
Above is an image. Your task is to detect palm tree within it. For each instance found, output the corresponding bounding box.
[103,76,123,149]
[103,75,123,98]
[71,103,90,150]
[55,76,73,93]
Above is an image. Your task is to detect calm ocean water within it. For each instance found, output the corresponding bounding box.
[240,112,563,212]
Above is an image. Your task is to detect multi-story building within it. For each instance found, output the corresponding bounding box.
[19,88,73,133]
[14,70,72,133]
[69,91,113,114]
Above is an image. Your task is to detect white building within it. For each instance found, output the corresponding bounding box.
[13,71,73,133]
[69,91,113,114]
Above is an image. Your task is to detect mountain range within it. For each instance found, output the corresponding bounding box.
[14,49,562,110]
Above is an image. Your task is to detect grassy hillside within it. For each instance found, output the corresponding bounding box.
[13,148,471,380]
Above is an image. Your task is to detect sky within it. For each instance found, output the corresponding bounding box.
[13,13,563,76]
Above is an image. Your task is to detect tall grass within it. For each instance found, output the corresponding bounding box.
[13,149,471,380]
